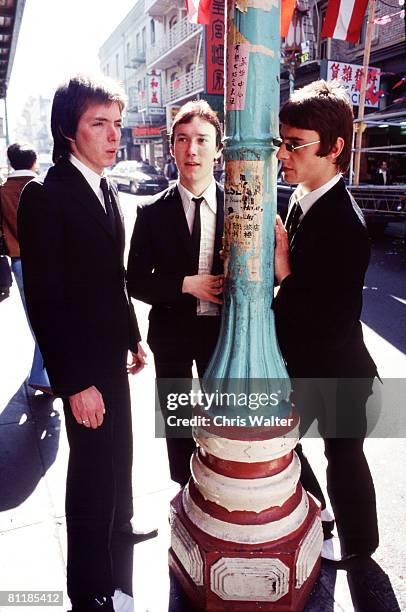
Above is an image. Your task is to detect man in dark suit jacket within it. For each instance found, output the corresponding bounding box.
[127,100,224,487]
[273,80,379,563]
[18,74,149,611]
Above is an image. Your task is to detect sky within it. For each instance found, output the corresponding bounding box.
[4,0,136,141]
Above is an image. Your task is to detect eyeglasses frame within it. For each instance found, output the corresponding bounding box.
[272,138,321,153]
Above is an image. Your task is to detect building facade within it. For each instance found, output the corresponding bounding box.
[99,0,225,167]
[281,0,406,181]
[99,0,167,167]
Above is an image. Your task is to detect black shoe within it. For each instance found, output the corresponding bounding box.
[114,523,158,543]
[70,595,114,611]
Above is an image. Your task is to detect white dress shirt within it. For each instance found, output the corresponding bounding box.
[288,173,342,222]
[8,169,37,179]
[178,179,219,316]
[69,154,107,212]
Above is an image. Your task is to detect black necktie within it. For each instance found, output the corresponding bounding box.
[100,177,116,238]
[286,201,302,241]
[191,197,203,274]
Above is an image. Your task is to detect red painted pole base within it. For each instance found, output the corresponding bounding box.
[169,490,321,611]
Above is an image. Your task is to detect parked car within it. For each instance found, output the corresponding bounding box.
[108,160,168,195]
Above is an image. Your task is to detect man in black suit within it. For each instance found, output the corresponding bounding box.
[375,160,391,185]
[273,80,379,562]
[18,74,150,611]
[127,100,224,487]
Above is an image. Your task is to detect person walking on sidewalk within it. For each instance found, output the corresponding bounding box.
[127,100,224,487]
[0,142,51,393]
[18,74,154,612]
[273,79,379,563]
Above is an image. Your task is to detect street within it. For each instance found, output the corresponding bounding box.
[0,189,405,611]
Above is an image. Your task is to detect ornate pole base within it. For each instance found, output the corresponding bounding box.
[169,419,322,611]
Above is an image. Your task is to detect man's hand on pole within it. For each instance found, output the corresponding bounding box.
[274,215,291,284]
[182,274,224,304]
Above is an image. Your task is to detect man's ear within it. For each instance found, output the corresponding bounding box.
[170,145,174,158]
[328,137,344,162]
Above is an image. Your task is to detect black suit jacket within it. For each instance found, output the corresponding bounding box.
[127,183,224,350]
[18,159,140,396]
[273,178,377,378]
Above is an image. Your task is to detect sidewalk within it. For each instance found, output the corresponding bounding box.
[0,280,404,611]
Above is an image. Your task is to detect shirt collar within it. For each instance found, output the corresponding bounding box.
[292,173,342,216]
[69,154,104,196]
[178,178,217,214]
[8,169,37,178]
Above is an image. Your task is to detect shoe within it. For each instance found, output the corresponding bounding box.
[70,595,114,611]
[114,523,158,543]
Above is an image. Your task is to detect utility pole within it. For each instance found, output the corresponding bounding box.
[353,0,377,185]
[168,2,322,609]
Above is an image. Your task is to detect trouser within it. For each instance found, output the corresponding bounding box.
[295,377,379,555]
[152,315,220,487]
[11,257,50,388]
[63,372,133,600]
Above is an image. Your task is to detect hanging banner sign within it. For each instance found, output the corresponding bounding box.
[205,0,225,95]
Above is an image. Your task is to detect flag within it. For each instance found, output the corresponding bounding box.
[281,0,297,37]
[186,0,211,25]
[321,0,369,42]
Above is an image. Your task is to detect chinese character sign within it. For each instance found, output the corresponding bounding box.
[205,0,225,95]
[147,71,165,115]
[327,61,382,108]
[226,43,250,111]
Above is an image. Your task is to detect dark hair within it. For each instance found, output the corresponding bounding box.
[279,79,353,173]
[7,142,37,170]
[170,99,222,149]
[51,73,127,163]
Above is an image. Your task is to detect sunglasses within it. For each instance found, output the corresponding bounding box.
[272,138,320,153]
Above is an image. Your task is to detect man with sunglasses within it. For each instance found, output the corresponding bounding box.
[272,80,379,563]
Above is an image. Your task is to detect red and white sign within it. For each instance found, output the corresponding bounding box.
[321,0,369,42]
[327,61,382,108]
[205,0,225,95]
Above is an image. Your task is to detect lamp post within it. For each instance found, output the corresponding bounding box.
[169,2,322,609]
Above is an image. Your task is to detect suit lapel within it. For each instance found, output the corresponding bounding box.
[167,186,194,259]
[289,178,345,252]
[51,160,120,244]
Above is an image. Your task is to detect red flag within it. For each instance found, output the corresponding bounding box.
[281,0,297,37]
[186,0,211,25]
[321,0,369,43]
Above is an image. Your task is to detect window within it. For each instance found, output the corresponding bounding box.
[142,27,146,54]
[126,42,130,62]
[136,33,140,55]
[150,19,155,45]
[115,53,119,77]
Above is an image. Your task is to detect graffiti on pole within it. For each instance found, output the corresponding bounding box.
[226,43,250,110]
[224,160,264,281]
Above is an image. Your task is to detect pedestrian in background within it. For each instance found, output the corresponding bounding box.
[0,142,51,393]
[273,79,379,563]
[164,155,178,180]
[375,160,391,185]
[18,73,154,611]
